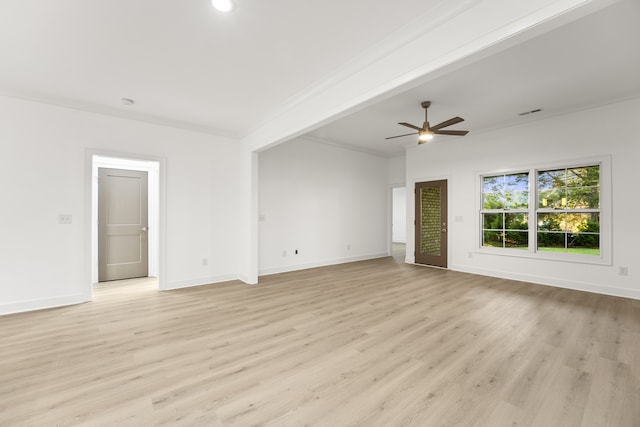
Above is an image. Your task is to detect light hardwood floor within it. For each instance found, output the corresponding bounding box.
[1,258,639,426]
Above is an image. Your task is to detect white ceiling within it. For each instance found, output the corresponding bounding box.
[0,0,445,136]
[1,0,639,154]
[305,0,640,156]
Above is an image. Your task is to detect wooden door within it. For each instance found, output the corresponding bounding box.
[415,180,448,268]
[98,168,149,281]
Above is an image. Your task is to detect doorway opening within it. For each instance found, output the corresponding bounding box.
[90,155,161,293]
[391,186,406,262]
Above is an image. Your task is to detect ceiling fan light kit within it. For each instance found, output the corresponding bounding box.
[418,129,434,142]
[211,0,235,12]
[386,100,468,144]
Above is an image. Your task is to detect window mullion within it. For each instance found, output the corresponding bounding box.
[529,167,535,253]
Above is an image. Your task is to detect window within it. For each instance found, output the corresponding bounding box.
[481,172,529,249]
[537,166,600,255]
[479,160,607,263]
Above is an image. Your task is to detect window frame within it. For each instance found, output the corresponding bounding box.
[480,170,531,251]
[477,156,611,265]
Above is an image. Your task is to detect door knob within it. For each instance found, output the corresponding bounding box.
[141,227,148,231]
[441,228,447,232]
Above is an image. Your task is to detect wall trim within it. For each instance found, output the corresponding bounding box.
[0,294,88,316]
[165,274,240,291]
[0,93,237,139]
[237,274,255,285]
[299,135,391,159]
[259,253,388,277]
[450,263,640,301]
[91,156,161,283]
[407,174,452,270]
[84,149,168,295]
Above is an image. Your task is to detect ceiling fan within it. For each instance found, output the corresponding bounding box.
[386,101,469,144]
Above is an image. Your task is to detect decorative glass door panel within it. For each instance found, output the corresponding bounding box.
[415,180,447,267]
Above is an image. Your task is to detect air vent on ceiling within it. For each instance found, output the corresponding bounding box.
[518,108,542,116]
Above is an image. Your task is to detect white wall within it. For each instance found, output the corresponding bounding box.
[238,149,259,284]
[406,97,640,300]
[392,187,407,243]
[0,96,242,314]
[388,155,406,185]
[259,138,389,275]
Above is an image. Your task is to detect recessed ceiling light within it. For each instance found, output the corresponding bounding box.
[211,0,234,12]
[121,98,135,106]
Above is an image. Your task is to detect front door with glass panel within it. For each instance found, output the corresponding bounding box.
[415,180,448,267]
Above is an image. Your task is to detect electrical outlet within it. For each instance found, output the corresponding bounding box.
[283,250,287,257]
[295,249,299,255]
[202,258,209,266]
[468,251,473,258]
[618,266,628,276]
[58,214,72,224]
[347,244,351,251]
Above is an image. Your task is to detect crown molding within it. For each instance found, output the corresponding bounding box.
[297,135,397,159]
[0,91,240,140]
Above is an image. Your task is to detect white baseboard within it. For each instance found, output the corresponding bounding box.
[259,253,388,276]
[449,264,640,300]
[0,294,88,316]
[237,274,259,285]
[165,273,239,291]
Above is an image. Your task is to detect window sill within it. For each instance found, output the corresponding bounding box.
[476,246,611,266]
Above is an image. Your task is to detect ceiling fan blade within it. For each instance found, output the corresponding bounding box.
[433,129,469,136]
[431,117,464,130]
[398,122,422,131]
[385,132,418,140]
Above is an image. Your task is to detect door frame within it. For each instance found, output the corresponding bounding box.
[415,179,448,268]
[84,150,167,301]
[387,183,407,260]
[407,175,450,267]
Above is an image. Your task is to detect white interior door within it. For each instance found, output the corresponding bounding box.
[98,168,149,282]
